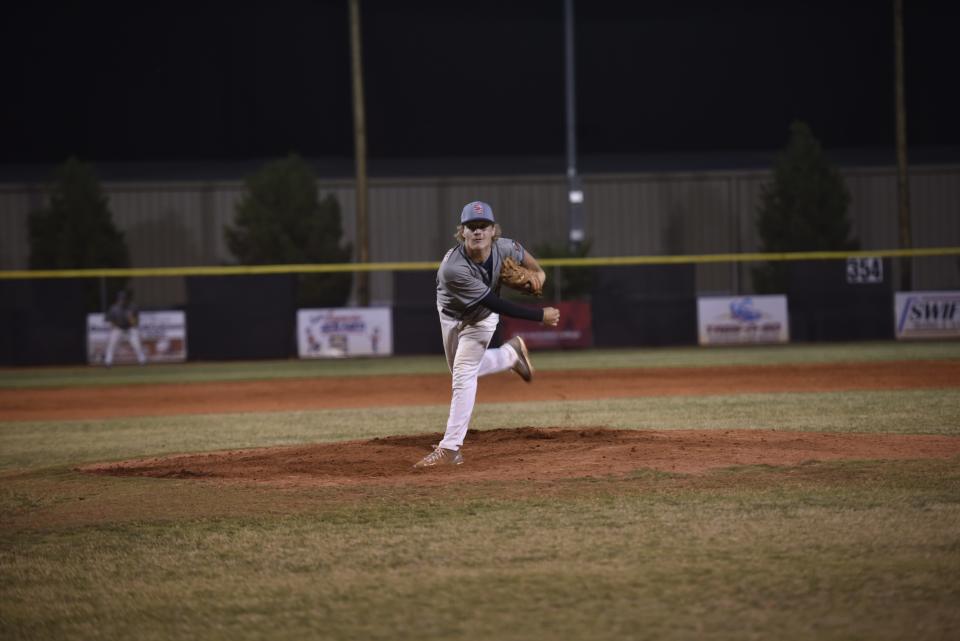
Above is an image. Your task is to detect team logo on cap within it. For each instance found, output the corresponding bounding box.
[473,203,485,215]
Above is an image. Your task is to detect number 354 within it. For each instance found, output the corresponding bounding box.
[846,257,883,284]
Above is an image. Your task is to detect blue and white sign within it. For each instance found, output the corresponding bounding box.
[297,307,393,358]
[894,291,960,340]
[697,295,790,345]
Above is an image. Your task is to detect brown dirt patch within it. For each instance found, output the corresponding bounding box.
[14,359,960,491]
[80,427,960,488]
[3,360,958,422]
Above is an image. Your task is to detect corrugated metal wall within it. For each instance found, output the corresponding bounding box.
[2,164,957,308]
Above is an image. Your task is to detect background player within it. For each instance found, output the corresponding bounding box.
[104,289,147,367]
[415,201,560,468]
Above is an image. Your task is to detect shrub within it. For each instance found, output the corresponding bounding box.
[225,154,353,307]
[753,121,858,293]
[28,157,130,309]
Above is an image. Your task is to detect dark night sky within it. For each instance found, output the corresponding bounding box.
[2,0,958,166]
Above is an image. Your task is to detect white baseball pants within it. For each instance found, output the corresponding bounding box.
[105,327,146,365]
[437,308,520,451]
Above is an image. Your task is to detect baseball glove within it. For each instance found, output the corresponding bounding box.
[500,257,543,297]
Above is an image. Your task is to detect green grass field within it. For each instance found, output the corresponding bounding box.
[3,340,958,389]
[1,342,959,641]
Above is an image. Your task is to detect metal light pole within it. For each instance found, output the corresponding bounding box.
[349,0,370,306]
[564,0,584,254]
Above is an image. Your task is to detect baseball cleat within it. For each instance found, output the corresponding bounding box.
[506,336,534,382]
[413,445,464,468]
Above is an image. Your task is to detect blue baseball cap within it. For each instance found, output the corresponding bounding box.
[460,201,495,224]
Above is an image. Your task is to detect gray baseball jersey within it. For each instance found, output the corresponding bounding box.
[106,301,138,330]
[436,238,526,323]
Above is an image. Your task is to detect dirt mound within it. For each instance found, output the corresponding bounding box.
[80,427,960,487]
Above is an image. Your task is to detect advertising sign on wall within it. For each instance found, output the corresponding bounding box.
[894,290,960,340]
[697,295,789,345]
[87,311,188,364]
[297,307,393,358]
[498,301,593,350]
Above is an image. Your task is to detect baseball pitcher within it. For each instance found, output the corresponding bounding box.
[414,201,560,468]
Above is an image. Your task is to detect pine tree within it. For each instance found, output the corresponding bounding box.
[225,154,353,307]
[28,157,129,270]
[753,121,857,293]
[28,157,130,310]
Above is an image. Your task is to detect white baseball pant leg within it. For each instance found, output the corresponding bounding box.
[128,328,146,364]
[104,327,121,365]
[437,309,520,451]
[105,328,147,365]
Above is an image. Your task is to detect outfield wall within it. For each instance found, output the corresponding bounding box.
[2,163,958,310]
[3,260,956,365]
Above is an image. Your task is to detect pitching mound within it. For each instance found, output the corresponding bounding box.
[80,427,960,487]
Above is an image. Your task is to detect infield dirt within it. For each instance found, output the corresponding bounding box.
[25,359,953,488]
[3,359,957,422]
[80,427,960,489]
